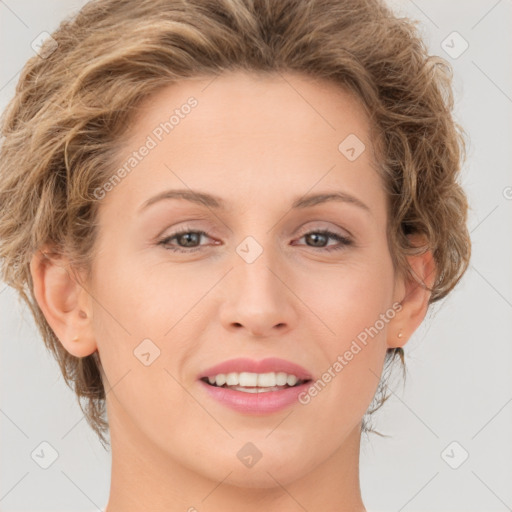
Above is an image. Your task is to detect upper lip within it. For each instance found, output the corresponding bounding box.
[198,357,313,381]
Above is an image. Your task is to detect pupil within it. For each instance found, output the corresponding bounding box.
[179,232,199,247]
[307,233,327,247]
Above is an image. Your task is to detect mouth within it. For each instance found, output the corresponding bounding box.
[200,372,312,393]
[197,358,314,413]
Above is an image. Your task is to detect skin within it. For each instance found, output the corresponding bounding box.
[30,70,435,511]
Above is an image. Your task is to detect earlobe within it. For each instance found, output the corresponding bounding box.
[387,235,437,349]
[29,246,97,358]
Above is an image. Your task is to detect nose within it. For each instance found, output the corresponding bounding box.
[219,248,298,338]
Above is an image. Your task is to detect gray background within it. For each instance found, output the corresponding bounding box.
[1,1,511,511]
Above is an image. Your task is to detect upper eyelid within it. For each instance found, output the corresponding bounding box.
[159,218,352,235]
[160,224,351,237]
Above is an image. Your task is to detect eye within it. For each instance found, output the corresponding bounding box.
[157,228,215,253]
[293,229,353,251]
[158,227,353,253]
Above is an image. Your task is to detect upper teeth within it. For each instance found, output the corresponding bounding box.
[207,372,300,387]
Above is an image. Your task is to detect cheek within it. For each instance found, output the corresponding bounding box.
[89,258,195,440]
[89,249,208,405]
[301,255,394,406]
[306,255,395,342]
[92,252,184,337]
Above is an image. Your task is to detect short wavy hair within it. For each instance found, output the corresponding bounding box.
[0,0,471,447]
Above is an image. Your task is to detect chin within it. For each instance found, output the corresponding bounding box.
[219,466,306,490]
[195,449,313,490]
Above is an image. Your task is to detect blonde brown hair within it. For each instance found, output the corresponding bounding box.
[0,0,471,447]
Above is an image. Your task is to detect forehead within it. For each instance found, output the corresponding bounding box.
[129,70,373,147]
[102,70,384,219]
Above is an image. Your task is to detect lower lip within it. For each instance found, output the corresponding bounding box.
[199,380,311,414]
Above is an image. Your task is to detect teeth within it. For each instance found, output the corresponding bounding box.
[226,372,238,386]
[240,372,258,387]
[206,371,304,388]
[227,385,286,393]
[276,372,288,386]
[286,374,298,386]
[257,372,276,387]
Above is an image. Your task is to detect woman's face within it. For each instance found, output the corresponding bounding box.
[87,70,403,486]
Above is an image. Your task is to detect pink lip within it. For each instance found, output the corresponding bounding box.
[198,357,313,381]
[199,380,312,414]
[197,357,313,414]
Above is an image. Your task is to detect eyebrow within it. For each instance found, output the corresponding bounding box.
[138,188,371,215]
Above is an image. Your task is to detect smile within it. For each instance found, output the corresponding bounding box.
[198,358,313,413]
[201,371,310,392]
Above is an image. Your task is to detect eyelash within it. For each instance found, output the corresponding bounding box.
[157,228,353,253]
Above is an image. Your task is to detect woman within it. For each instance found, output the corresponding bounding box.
[0,0,471,510]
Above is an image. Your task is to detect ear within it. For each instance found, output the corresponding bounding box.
[387,234,437,348]
[29,245,97,358]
